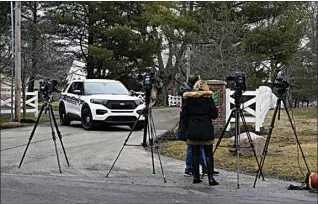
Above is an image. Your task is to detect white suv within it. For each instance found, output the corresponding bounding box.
[58,79,146,130]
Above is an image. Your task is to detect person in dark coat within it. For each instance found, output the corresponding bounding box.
[182,80,219,185]
[177,74,207,176]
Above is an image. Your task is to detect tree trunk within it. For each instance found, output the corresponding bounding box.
[86,57,94,79]
[163,86,167,106]
[86,4,94,79]
[27,77,35,93]
[316,3,318,109]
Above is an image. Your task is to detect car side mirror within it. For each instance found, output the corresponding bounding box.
[73,89,82,95]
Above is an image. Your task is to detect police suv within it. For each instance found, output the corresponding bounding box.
[59,79,145,130]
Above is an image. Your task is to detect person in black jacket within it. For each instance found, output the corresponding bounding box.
[182,80,219,186]
[177,74,208,176]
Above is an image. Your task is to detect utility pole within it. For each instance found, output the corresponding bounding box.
[14,1,21,122]
[10,1,15,121]
[316,2,318,109]
[186,45,191,82]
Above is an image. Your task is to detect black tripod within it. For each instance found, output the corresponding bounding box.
[18,95,70,173]
[253,97,310,187]
[106,91,167,183]
[213,91,264,189]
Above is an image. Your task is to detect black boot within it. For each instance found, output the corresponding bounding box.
[205,146,219,186]
[208,175,219,186]
[192,145,202,184]
[207,160,219,186]
[202,168,219,175]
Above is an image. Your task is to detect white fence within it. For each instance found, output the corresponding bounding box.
[225,86,273,132]
[130,91,145,103]
[0,91,39,117]
[166,86,274,132]
[168,95,182,107]
[131,90,182,107]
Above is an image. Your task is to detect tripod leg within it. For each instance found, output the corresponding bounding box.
[106,114,142,177]
[282,99,310,172]
[239,111,265,180]
[235,109,241,189]
[149,111,167,183]
[154,146,167,183]
[213,109,234,155]
[48,106,62,173]
[49,105,70,166]
[253,100,280,187]
[278,103,281,120]
[18,104,45,168]
[142,108,149,147]
[148,112,155,174]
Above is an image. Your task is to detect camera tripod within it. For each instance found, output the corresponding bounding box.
[106,93,167,183]
[253,96,310,187]
[18,95,70,173]
[213,91,264,189]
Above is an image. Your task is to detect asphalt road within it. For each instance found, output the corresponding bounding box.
[1,108,317,204]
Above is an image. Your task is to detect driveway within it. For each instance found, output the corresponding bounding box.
[1,108,317,204]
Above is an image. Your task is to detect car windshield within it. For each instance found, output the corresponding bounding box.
[84,81,130,95]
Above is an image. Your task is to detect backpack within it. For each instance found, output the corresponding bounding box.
[288,172,318,193]
[305,172,318,190]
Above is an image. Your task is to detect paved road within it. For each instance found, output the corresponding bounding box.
[1,108,317,204]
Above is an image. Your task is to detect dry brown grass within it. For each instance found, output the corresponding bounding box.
[160,107,317,182]
[0,122,25,129]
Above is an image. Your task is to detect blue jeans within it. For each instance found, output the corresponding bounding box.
[185,145,207,172]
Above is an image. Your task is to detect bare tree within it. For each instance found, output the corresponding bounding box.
[18,2,73,117]
[190,3,250,82]
[0,2,11,74]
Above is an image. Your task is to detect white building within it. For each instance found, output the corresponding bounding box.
[1,74,14,100]
[66,60,86,82]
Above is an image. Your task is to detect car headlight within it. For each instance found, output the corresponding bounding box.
[90,99,107,105]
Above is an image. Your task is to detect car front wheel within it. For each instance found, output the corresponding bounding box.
[59,104,71,126]
[81,107,95,130]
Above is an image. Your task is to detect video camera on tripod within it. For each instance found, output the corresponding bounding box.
[226,72,246,98]
[253,68,310,187]
[39,78,59,97]
[214,71,264,188]
[106,68,167,182]
[19,77,70,173]
[136,68,163,108]
[269,69,289,98]
[137,69,155,105]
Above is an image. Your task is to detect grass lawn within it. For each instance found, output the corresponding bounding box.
[0,102,60,129]
[38,102,59,111]
[160,107,317,182]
